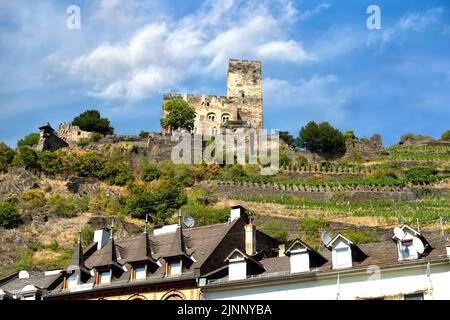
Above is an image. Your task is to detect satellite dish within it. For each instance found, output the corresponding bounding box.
[413,237,425,254]
[182,215,195,228]
[394,227,405,240]
[321,232,332,246]
[18,270,30,279]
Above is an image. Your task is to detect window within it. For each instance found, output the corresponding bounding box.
[99,271,111,284]
[135,266,146,280]
[222,114,230,123]
[401,240,413,258]
[207,113,216,122]
[335,248,350,267]
[211,127,218,135]
[404,293,424,300]
[167,261,182,276]
[67,273,78,289]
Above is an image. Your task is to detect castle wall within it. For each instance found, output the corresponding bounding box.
[162,59,263,135]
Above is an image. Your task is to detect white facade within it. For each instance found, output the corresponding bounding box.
[204,261,450,300]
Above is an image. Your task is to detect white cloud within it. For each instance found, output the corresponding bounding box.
[60,0,312,101]
[298,3,330,21]
[368,7,445,46]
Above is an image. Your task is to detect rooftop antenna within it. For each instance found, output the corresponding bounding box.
[110,218,115,239]
[144,214,148,234]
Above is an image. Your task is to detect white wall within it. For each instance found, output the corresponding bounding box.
[204,263,450,300]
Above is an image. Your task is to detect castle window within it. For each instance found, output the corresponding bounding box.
[207,113,216,122]
[221,114,230,123]
[211,127,218,135]
[206,102,210,106]
[241,92,245,97]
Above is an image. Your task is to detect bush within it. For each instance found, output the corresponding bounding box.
[189,186,218,206]
[0,142,16,173]
[342,230,379,244]
[440,130,450,141]
[0,201,21,228]
[77,138,91,147]
[160,98,196,132]
[80,225,95,247]
[123,180,187,224]
[404,165,438,184]
[279,148,292,168]
[295,156,308,167]
[139,131,150,139]
[173,164,195,187]
[90,132,103,142]
[343,130,356,140]
[48,240,60,251]
[72,110,114,135]
[299,218,330,232]
[98,159,133,185]
[46,195,77,218]
[13,147,40,171]
[259,219,288,242]
[39,151,63,176]
[298,121,346,154]
[181,202,229,226]
[17,132,40,148]
[18,189,46,211]
[141,164,161,182]
[279,131,297,148]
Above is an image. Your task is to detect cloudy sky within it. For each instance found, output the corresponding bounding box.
[1,0,449,147]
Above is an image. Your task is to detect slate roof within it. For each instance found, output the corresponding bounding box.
[0,272,63,295]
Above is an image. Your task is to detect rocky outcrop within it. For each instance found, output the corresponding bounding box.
[0,167,40,201]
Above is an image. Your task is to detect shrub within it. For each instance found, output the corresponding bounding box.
[342,230,379,244]
[279,148,292,168]
[123,180,187,224]
[17,132,40,148]
[181,202,229,226]
[141,164,161,182]
[80,225,95,247]
[13,147,40,171]
[173,164,195,187]
[343,130,356,140]
[76,138,91,147]
[90,132,103,142]
[404,165,438,184]
[188,186,218,206]
[295,156,308,167]
[259,219,288,242]
[440,130,450,141]
[299,218,330,232]
[46,195,77,218]
[39,151,63,176]
[279,131,297,148]
[0,201,21,228]
[12,248,33,270]
[48,240,60,251]
[139,131,150,139]
[98,159,133,185]
[0,142,17,173]
[72,110,114,135]
[18,189,46,211]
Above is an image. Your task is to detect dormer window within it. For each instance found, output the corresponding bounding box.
[66,273,78,289]
[334,247,351,268]
[98,270,111,284]
[132,266,147,281]
[400,240,413,258]
[166,260,182,276]
[326,234,362,270]
[393,225,429,261]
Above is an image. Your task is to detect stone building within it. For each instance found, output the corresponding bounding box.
[35,122,91,152]
[162,59,263,135]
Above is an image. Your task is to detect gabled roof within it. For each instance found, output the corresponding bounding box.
[125,232,157,264]
[326,234,354,248]
[85,238,123,270]
[284,239,314,255]
[224,248,265,271]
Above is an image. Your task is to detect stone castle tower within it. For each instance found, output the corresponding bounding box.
[162,59,263,135]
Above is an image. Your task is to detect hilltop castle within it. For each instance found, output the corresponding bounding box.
[162,59,263,135]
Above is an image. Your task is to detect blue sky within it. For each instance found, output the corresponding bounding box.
[1,0,449,147]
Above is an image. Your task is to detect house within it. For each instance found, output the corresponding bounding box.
[200,225,450,300]
[0,205,278,300]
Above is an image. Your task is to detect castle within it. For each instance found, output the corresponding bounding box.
[162,59,263,135]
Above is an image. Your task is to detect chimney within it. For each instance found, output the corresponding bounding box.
[94,228,110,250]
[278,244,286,257]
[245,224,256,256]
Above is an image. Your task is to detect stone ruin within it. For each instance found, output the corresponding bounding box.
[36,122,90,152]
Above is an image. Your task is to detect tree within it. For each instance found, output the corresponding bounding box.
[161,98,196,132]
[0,201,21,229]
[17,133,40,148]
[0,142,17,173]
[72,110,114,135]
[440,130,450,141]
[298,121,346,154]
[139,131,150,139]
[279,131,297,148]
[13,147,40,171]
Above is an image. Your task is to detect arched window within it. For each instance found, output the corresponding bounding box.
[207,113,216,122]
[128,294,147,300]
[161,290,186,300]
[165,294,183,300]
[221,114,230,123]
